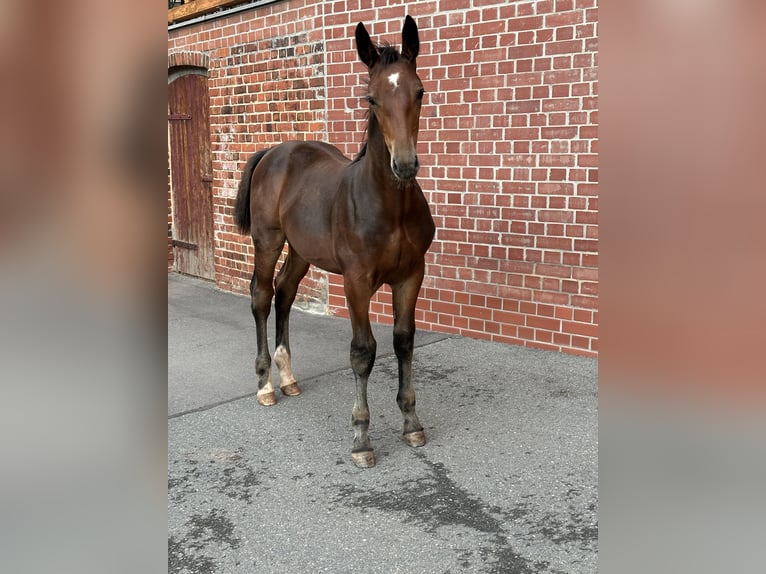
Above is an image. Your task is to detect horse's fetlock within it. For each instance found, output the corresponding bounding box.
[255,357,271,376]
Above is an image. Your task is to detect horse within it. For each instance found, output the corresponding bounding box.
[234,16,434,468]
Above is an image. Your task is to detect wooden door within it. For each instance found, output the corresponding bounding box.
[168,72,214,279]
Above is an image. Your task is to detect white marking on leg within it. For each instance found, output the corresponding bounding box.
[256,370,275,399]
[388,72,400,90]
[274,344,297,388]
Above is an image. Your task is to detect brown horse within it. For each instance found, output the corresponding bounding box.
[234,16,434,468]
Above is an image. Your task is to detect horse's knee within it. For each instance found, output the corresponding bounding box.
[251,284,274,315]
[350,338,376,378]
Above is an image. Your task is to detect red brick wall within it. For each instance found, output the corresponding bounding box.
[168,0,599,356]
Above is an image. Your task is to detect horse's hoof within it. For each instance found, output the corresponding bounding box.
[256,391,277,406]
[403,430,426,447]
[280,382,301,397]
[351,449,376,468]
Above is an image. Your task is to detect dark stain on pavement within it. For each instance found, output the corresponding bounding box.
[168,509,240,574]
[334,450,549,573]
[373,358,463,389]
[528,487,598,551]
[169,449,266,504]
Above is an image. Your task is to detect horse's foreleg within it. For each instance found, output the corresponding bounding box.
[391,266,426,447]
[344,279,377,468]
[274,246,310,397]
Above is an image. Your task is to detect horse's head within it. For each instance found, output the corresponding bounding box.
[356,16,423,181]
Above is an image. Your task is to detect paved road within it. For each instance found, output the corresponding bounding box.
[168,273,597,573]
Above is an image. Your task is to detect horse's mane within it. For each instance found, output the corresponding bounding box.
[352,42,402,164]
[353,142,368,163]
[377,42,402,65]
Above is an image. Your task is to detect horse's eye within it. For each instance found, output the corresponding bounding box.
[366,96,378,107]
[416,88,425,101]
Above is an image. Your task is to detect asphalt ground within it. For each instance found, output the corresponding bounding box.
[168,273,598,573]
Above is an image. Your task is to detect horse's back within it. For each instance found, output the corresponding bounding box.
[250,140,348,210]
[265,140,349,177]
[260,140,347,193]
[250,140,350,271]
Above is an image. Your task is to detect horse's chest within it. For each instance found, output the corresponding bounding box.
[336,188,434,280]
[377,221,432,277]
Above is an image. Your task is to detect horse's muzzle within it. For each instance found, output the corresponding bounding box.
[392,155,420,180]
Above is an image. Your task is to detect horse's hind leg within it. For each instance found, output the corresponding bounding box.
[250,234,285,406]
[391,266,427,447]
[273,245,310,397]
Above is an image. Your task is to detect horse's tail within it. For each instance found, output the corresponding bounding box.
[234,148,271,235]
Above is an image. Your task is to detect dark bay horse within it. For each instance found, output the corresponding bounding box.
[234,16,435,468]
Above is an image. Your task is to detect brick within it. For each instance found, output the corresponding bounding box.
[563,320,598,338]
[526,315,561,331]
[536,263,572,279]
[555,306,573,320]
[545,10,584,27]
[507,16,544,32]
[473,20,505,36]
[545,39,584,55]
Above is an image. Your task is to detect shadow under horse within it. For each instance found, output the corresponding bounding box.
[234,16,435,468]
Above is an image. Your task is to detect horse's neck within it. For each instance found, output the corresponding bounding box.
[361,115,404,201]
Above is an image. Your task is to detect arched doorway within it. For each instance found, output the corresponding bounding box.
[168,66,214,279]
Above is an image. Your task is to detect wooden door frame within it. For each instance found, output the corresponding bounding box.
[167,61,215,280]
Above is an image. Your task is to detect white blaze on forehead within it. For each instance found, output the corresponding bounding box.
[388,72,400,89]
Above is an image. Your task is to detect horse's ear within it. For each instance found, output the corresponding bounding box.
[355,22,379,69]
[401,15,419,65]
